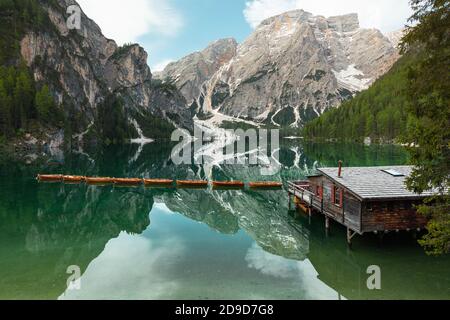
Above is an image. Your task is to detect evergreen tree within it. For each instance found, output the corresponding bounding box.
[11,66,34,130]
[401,0,450,255]
[0,79,12,136]
[35,85,54,122]
[303,54,415,142]
[302,0,449,255]
[97,95,134,144]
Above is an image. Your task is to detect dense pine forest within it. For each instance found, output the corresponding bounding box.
[0,0,57,65]
[0,0,62,143]
[0,0,180,146]
[303,53,416,142]
[304,0,449,255]
[0,64,62,139]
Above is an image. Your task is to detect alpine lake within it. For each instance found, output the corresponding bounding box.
[0,140,449,300]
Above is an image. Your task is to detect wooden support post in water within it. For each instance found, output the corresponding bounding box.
[347,228,357,248]
[325,216,330,236]
[347,228,352,247]
[378,232,385,246]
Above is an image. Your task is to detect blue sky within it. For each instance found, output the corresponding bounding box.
[77,0,412,72]
[139,0,253,71]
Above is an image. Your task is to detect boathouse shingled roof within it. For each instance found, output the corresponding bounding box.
[317,166,438,200]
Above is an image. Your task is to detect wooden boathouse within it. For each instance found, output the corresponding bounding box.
[288,164,435,246]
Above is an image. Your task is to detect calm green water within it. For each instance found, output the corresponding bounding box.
[0,141,449,300]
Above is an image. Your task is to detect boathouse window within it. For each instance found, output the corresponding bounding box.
[316,186,323,199]
[332,185,343,207]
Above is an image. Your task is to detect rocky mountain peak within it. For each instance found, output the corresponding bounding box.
[191,10,401,127]
[105,44,152,91]
[157,38,238,105]
[256,10,360,36]
[204,38,238,59]
[325,13,360,33]
[386,29,407,49]
[20,0,192,143]
[258,9,311,27]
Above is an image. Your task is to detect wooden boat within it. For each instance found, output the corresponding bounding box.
[63,175,85,183]
[113,178,143,186]
[249,181,283,189]
[143,179,174,187]
[176,180,209,188]
[85,177,114,185]
[296,199,309,214]
[37,174,63,182]
[212,181,245,189]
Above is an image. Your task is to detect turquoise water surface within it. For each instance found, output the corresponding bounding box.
[0,141,449,300]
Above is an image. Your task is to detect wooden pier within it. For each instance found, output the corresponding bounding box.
[288,165,433,246]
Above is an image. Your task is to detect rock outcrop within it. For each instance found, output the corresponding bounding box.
[162,10,400,127]
[156,38,238,107]
[20,0,192,142]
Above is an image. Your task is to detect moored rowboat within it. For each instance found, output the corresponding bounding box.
[113,178,143,186]
[37,174,63,182]
[249,182,283,189]
[63,175,85,183]
[297,202,308,214]
[176,180,209,188]
[212,181,245,189]
[85,177,114,185]
[143,179,174,187]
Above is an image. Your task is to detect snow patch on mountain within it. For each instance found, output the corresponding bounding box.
[332,65,372,92]
[160,9,401,127]
[130,118,154,145]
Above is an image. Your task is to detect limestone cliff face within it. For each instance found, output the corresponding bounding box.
[20,0,192,142]
[17,1,401,140]
[203,10,400,127]
[162,10,400,127]
[386,29,407,49]
[156,38,238,107]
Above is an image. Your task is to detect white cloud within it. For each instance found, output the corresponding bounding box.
[151,59,174,73]
[243,0,412,33]
[245,243,344,299]
[244,0,299,29]
[77,0,183,45]
[59,232,184,299]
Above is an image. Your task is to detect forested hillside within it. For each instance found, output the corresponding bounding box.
[0,0,185,147]
[303,53,417,142]
[0,64,62,139]
[0,0,62,142]
[304,0,449,255]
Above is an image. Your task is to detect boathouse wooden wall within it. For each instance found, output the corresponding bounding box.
[292,166,435,239]
[360,200,428,233]
[308,176,428,233]
[308,176,362,232]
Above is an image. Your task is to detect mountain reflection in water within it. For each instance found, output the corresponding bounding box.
[0,141,449,300]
